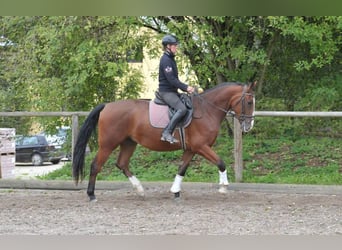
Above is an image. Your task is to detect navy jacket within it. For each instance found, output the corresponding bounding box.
[158,51,188,93]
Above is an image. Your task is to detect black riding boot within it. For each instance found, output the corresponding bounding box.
[161,110,186,144]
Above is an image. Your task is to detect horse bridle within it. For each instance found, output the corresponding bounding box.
[194,85,255,121]
[229,87,255,122]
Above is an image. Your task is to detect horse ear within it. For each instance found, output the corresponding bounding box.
[249,81,257,91]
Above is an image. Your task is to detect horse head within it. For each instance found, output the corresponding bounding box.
[230,81,256,133]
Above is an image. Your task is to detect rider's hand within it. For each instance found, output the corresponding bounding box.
[187,86,195,94]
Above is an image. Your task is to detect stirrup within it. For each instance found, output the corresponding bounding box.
[161,133,179,144]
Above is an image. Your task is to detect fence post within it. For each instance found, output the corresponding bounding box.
[234,118,243,182]
[71,114,79,164]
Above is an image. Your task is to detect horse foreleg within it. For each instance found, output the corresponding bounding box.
[170,150,195,198]
[197,146,229,194]
[170,174,183,195]
[218,163,229,194]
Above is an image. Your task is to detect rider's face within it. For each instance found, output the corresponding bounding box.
[168,44,178,54]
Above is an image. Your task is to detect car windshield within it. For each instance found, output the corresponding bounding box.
[22,136,38,145]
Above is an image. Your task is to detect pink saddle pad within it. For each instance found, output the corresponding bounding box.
[149,101,170,128]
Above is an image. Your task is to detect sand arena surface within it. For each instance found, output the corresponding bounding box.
[0,182,341,235]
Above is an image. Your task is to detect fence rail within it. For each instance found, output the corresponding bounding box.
[1,111,342,182]
[255,111,342,117]
[0,111,89,117]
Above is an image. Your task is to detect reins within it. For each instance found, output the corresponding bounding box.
[195,93,230,115]
[193,85,255,120]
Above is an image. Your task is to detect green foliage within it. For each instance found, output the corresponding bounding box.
[142,16,273,86]
[299,87,339,111]
[140,16,341,116]
[268,16,341,71]
[0,16,146,131]
[1,16,341,132]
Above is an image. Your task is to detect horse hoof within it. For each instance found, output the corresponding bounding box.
[137,191,145,197]
[134,185,145,197]
[218,185,228,194]
[174,192,181,199]
[89,196,97,202]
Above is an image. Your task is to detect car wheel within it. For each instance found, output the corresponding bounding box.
[51,159,60,164]
[32,153,43,166]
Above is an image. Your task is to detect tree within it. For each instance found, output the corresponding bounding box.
[1,16,147,112]
[140,16,341,111]
[1,16,341,127]
[265,16,342,110]
[0,16,149,133]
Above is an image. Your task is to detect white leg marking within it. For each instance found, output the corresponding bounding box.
[129,176,145,196]
[218,170,229,194]
[170,174,183,193]
[219,170,229,185]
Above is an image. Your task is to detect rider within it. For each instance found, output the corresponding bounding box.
[158,34,194,144]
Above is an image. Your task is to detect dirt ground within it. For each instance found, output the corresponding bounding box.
[0,182,341,235]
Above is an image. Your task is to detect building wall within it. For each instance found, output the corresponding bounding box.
[138,51,159,99]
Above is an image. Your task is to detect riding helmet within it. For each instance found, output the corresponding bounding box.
[162,35,178,46]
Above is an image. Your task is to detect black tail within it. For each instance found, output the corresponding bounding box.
[72,103,106,185]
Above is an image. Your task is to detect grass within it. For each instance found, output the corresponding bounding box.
[39,129,342,185]
[242,135,342,184]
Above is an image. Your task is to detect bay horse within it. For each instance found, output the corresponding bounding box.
[73,81,256,201]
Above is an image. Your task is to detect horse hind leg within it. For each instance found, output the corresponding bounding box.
[87,148,113,202]
[116,139,145,196]
[128,175,144,197]
[88,159,99,202]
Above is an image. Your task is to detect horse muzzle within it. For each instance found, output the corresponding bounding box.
[241,118,254,133]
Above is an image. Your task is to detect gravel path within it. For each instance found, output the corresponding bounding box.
[13,161,66,180]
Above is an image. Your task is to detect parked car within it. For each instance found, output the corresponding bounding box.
[15,135,64,166]
[39,126,71,160]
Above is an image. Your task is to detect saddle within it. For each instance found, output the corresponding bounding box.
[149,91,193,129]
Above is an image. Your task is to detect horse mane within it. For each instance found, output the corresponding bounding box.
[201,82,244,96]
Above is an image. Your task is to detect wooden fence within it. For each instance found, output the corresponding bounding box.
[1,111,342,182]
